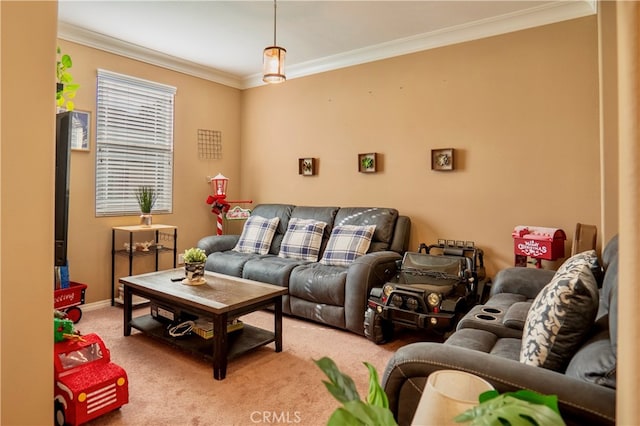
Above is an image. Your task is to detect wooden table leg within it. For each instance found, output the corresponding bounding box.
[123,284,132,336]
[274,295,283,352]
[212,312,228,380]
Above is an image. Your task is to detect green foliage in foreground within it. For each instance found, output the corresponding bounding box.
[314,357,397,426]
[454,389,566,426]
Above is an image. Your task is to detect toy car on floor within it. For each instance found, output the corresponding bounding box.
[54,333,128,426]
[364,240,487,344]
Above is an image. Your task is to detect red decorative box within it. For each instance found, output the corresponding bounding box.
[512,226,566,261]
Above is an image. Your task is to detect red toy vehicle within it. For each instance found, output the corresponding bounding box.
[54,333,128,426]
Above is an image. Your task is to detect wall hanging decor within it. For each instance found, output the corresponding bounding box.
[298,158,316,176]
[358,153,377,173]
[70,110,90,151]
[198,129,222,159]
[431,148,454,171]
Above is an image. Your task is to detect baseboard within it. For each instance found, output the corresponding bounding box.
[82,299,113,311]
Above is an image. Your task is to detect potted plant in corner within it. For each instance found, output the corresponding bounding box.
[183,247,207,285]
[56,46,80,111]
[135,186,157,227]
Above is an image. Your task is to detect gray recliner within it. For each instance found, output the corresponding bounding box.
[382,235,618,426]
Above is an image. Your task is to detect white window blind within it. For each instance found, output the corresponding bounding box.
[96,69,176,216]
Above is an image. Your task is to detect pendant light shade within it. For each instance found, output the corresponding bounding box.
[263,46,286,83]
[263,0,286,83]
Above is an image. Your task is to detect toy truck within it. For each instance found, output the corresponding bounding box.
[54,333,128,426]
[364,240,487,344]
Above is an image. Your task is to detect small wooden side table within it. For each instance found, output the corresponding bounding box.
[111,224,177,306]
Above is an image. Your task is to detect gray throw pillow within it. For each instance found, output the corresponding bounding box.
[520,250,599,371]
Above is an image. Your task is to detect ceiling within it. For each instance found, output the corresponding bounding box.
[57,1,597,89]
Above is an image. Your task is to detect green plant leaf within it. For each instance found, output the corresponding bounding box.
[327,401,397,426]
[315,357,360,404]
[364,362,389,409]
[61,54,72,68]
[454,394,566,426]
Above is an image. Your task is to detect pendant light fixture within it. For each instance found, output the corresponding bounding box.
[262,0,286,83]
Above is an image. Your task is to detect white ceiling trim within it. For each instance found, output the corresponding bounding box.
[59,0,596,91]
[58,21,244,89]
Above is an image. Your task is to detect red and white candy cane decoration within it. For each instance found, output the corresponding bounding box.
[205,174,252,235]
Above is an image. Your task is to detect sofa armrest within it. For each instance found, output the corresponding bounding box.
[382,342,615,426]
[196,235,239,256]
[490,267,556,299]
[344,251,402,335]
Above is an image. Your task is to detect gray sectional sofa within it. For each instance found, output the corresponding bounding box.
[197,204,411,335]
[383,235,618,425]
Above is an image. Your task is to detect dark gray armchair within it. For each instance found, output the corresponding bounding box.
[383,235,618,426]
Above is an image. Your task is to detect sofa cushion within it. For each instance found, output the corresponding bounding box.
[334,207,398,251]
[319,224,375,266]
[232,215,280,255]
[520,250,599,371]
[205,251,263,277]
[502,302,531,330]
[565,316,617,389]
[278,218,327,261]
[289,263,347,306]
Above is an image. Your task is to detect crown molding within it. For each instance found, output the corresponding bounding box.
[57,22,244,89]
[59,1,596,91]
[243,0,597,88]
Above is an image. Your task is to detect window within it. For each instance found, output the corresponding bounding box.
[95,69,176,216]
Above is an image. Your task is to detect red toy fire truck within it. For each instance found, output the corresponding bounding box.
[54,333,128,426]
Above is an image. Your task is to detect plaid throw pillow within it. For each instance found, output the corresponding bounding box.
[232,215,280,255]
[319,224,376,267]
[278,218,327,261]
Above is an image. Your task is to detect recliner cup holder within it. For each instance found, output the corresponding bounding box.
[475,314,497,321]
[481,307,502,314]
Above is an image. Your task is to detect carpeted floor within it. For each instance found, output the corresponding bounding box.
[78,305,430,426]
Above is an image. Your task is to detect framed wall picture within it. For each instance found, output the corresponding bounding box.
[70,110,91,151]
[358,153,377,173]
[431,148,454,171]
[298,158,316,176]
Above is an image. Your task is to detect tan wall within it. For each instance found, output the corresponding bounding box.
[599,1,620,243]
[1,2,57,424]
[56,40,243,303]
[240,17,602,275]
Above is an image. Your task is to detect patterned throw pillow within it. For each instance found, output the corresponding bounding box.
[232,215,280,255]
[278,218,327,261]
[520,250,600,371]
[319,224,376,267]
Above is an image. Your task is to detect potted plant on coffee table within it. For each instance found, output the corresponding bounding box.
[183,247,207,285]
[135,186,157,227]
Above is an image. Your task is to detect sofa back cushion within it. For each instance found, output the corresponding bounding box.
[291,204,338,233]
[520,250,600,371]
[334,207,398,252]
[565,235,618,389]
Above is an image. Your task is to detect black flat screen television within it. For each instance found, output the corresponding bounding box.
[55,112,72,266]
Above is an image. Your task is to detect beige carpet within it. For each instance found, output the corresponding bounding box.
[78,306,429,426]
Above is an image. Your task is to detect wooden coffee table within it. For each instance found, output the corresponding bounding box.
[121,268,287,380]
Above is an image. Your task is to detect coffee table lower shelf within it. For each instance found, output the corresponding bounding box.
[129,314,276,361]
